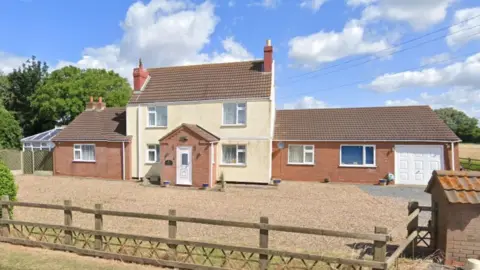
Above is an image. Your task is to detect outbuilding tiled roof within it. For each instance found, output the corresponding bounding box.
[274,106,460,142]
[129,60,272,104]
[159,124,219,142]
[426,170,480,204]
[53,108,130,142]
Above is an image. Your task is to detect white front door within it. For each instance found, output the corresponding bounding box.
[176,146,192,185]
[395,145,444,185]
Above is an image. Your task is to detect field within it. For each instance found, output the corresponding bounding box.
[459,143,480,159]
[10,175,410,256]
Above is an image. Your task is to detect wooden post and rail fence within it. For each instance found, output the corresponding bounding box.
[0,195,433,270]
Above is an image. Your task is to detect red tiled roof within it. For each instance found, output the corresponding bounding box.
[159,123,219,142]
[426,170,480,204]
[274,106,460,142]
[53,108,130,142]
[129,60,272,104]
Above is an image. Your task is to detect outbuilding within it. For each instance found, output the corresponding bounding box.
[425,170,480,266]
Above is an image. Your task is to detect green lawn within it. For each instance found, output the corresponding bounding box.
[0,243,162,270]
[460,158,480,171]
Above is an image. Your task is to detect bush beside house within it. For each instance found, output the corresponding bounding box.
[0,160,17,218]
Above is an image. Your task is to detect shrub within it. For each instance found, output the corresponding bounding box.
[0,160,17,218]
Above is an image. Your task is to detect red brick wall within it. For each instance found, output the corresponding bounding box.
[272,141,459,183]
[159,129,213,187]
[53,141,131,180]
[444,204,480,266]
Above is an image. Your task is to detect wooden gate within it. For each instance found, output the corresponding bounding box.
[23,150,53,174]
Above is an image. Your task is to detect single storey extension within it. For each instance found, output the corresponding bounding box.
[272,106,460,185]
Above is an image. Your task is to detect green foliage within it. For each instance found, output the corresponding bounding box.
[435,108,480,143]
[0,160,17,218]
[32,66,132,126]
[4,56,49,137]
[0,107,22,149]
[0,72,9,106]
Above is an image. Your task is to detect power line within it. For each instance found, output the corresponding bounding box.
[276,49,478,101]
[280,13,480,84]
[279,25,480,87]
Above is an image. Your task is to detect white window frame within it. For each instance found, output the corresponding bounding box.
[221,145,246,166]
[339,144,376,167]
[287,144,315,165]
[147,106,168,128]
[73,144,96,162]
[222,103,246,126]
[146,144,160,164]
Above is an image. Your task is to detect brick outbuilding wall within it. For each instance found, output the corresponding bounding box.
[272,141,459,184]
[159,128,216,187]
[53,141,131,180]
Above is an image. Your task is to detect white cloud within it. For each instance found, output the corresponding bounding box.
[0,52,28,74]
[228,0,235,7]
[421,87,480,117]
[288,20,390,65]
[447,7,480,47]
[359,0,455,31]
[300,0,328,12]
[367,52,480,92]
[251,0,279,8]
[53,0,253,84]
[420,53,450,66]
[384,98,420,106]
[283,96,329,109]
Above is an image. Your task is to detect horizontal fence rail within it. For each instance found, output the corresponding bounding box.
[0,197,434,270]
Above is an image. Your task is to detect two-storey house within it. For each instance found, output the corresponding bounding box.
[126,40,275,187]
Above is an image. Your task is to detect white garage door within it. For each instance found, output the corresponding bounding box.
[395,145,444,185]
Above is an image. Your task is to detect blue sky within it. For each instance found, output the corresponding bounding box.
[1,0,479,117]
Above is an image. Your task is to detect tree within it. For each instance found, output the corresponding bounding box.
[31,66,132,126]
[0,160,18,218]
[0,72,9,106]
[4,56,49,136]
[0,107,22,149]
[435,108,479,142]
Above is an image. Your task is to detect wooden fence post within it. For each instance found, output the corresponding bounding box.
[64,200,73,245]
[407,201,419,257]
[94,203,103,250]
[259,216,269,270]
[168,209,177,256]
[1,195,10,237]
[373,226,387,270]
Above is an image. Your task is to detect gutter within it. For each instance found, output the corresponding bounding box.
[122,141,126,180]
[451,142,455,171]
[209,142,214,187]
[272,139,462,143]
[137,105,142,179]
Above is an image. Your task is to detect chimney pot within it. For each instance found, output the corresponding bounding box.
[133,58,149,91]
[90,96,93,102]
[98,97,102,103]
[96,97,106,111]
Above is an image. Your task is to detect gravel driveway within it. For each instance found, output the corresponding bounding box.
[13,175,411,257]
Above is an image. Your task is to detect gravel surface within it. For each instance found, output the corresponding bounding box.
[14,175,411,257]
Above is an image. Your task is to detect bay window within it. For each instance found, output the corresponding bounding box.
[222,145,246,165]
[147,106,168,127]
[223,103,246,125]
[288,145,314,165]
[340,145,375,167]
[73,144,95,162]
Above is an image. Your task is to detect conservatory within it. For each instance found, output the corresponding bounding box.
[21,126,65,151]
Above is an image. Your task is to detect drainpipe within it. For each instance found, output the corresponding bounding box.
[451,142,455,171]
[122,141,125,180]
[209,142,214,187]
[137,105,142,179]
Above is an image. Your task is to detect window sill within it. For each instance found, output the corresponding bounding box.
[221,124,246,128]
[220,163,246,167]
[287,163,315,166]
[146,126,167,129]
[73,160,96,163]
[145,162,159,165]
[339,164,377,168]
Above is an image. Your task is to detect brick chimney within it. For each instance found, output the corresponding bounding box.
[96,97,106,111]
[133,58,149,91]
[86,96,95,111]
[263,39,273,72]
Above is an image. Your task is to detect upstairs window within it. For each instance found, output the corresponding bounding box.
[223,103,246,125]
[147,106,168,127]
